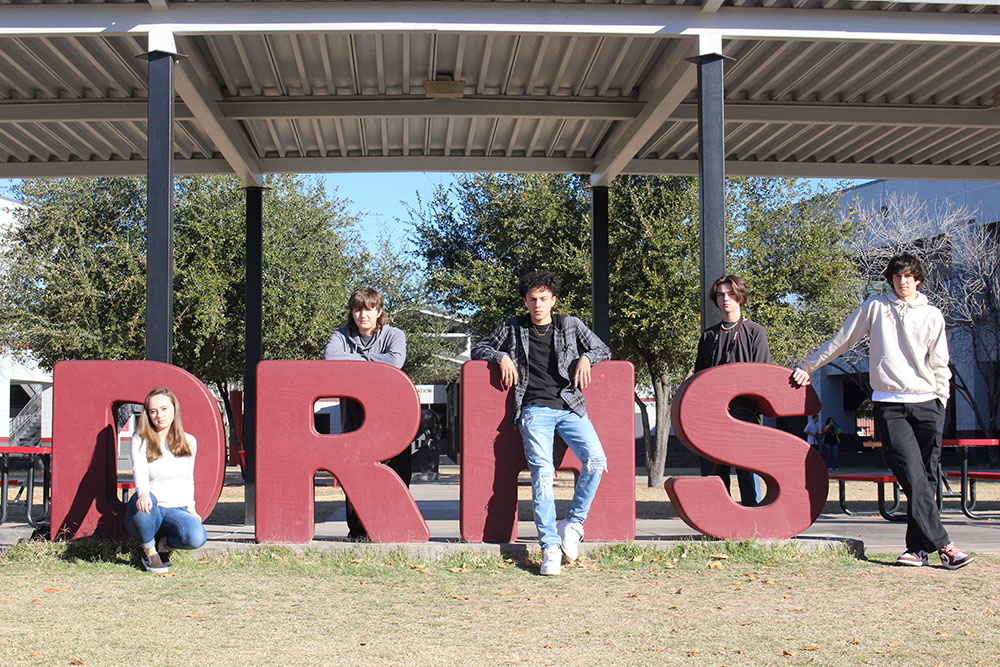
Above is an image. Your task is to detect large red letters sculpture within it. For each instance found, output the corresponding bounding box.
[255,360,428,543]
[460,360,636,543]
[665,363,827,540]
[50,361,225,540]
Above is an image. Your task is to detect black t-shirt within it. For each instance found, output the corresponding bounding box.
[522,324,568,410]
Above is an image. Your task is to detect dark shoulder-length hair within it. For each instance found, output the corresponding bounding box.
[346,287,389,333]
[136,387,192,462]
[709,274,749,307]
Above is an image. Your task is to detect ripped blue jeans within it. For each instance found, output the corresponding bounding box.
[518,405,607,549]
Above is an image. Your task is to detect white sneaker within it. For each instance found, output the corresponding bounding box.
[540,545,562,576]
[557,519,585,562]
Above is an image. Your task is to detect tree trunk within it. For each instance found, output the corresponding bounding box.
[646,370,672,488]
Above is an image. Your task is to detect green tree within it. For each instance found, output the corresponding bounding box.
[411,174,862,485]
[1,175,362,403]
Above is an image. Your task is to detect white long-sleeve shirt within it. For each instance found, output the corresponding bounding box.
[131,433,197,510]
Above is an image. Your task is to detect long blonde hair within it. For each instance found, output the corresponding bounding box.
[136,387,192,462]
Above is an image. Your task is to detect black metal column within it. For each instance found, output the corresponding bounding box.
[145,51,177,363]
[591,185,610,343]
[244,185,263,523]
[694,53,727,331]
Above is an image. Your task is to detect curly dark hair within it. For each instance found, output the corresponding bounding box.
[882,252,925,286]
[518,271,561,298]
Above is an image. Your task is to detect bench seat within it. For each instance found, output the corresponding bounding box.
[828,472,904,520]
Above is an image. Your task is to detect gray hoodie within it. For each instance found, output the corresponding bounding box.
[323,325,406,369]
[801,291,950,405]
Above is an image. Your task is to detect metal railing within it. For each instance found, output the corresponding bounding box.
[9,389,42,447]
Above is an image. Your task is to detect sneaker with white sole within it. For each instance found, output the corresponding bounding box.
[141,551,169,574]
[895,550,928,567]
[557,519,585,562]
[939,544,974,570]
[540,545,562,576]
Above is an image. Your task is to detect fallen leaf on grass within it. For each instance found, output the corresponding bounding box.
[158,572,178,577]
[447,567,471,573]
[963,630,976,636]
[359,579,368,585]
[69,661,83,665]
[632,555,643,562]
[663,563,676,569]
[783,650,796,656]
[543,644,554,649]
[888,641,899,647]
[667,605,679,610]
[711,553,729,560]
[496,563,507,569]
[764,578,776,584]
[349,558,363,564]
[875,649,893,654]
[407,563,421,569]
[31,599,41,604]
[935,632,950,637]
[625,593,638,598]
[687,650,700,657]
[850,637,861,645]
[453,595,469,600]
[419,568,431,574]
[804,646,819,651]
[496,591,515,596]
[185,614,199,618]
[43,588,64,593]
[706,561,723,569]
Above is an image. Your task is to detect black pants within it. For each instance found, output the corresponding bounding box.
[875,400,949,553]
[340,399,412,539]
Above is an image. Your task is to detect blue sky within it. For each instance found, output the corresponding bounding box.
[322,172,455,250]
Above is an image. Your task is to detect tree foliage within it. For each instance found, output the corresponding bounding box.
[410,173,862,485]
[0,175,448,394]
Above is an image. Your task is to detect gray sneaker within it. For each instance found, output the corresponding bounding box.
[540,545,562,576]
[141,551,169,574]
[557,519,585,562]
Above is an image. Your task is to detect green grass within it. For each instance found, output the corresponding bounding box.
[2,540,996,665]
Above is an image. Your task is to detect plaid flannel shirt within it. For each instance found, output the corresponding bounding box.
[471,314,611,421]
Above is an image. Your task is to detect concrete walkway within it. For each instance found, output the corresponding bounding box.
[4,468,999,559]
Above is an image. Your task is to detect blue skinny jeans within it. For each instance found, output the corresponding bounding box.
[518,405,607,549]
[125,492,206,551]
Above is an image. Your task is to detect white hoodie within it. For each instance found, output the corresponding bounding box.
[801,291,950,405]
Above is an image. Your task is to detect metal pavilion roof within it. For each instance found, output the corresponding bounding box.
[2,0,1000,186]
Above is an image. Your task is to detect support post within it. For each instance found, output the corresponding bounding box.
[244,185,264,524]
[591,185,610,343]
[691,37,728,331]
[145,50,177,363]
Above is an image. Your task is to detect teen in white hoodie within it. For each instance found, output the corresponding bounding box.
[791,253,973,570]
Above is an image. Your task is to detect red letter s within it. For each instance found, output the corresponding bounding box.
[665,363,826,540]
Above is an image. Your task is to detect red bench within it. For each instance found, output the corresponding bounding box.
[944,470,1000,519]
[117,481,135,502]
[828,472,904,521]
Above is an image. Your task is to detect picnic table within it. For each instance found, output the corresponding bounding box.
[0,443,52,527]
[859,438,999,520]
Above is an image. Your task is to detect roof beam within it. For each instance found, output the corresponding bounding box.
[5,154,1000,181]
[590,38,697,186]
[4,3,1000,46]
[0,98,644,122]
[172,36,263,186]
[623,159,1000,181]
[4,98,998,129]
